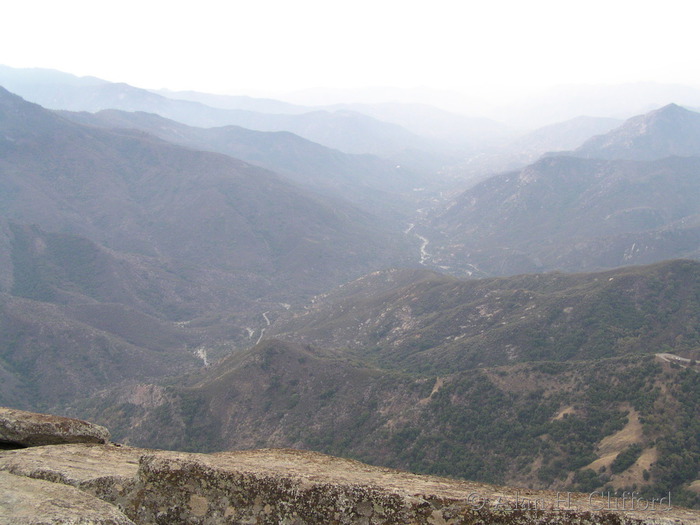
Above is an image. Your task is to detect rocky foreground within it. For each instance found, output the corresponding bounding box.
[0,407,698,524]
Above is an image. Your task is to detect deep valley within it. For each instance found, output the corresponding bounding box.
[1,65,700,520]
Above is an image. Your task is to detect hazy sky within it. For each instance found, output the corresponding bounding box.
[2,0,698,103]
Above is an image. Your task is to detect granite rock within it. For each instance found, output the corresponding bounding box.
[0,407,110,448]
[1,407,698,524]
[0,470,135,524]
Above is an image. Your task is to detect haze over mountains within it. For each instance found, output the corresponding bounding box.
[0,87,407,286]
[0,65,449,157]
[489,82,700,128]
[58,109,423,222]
[574,103,700,160]
[420,104,700,277]
[0,84,413,409]
[2,64,700,510]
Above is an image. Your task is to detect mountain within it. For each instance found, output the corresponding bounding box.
[0,195,269,411]
[325,101,512,147]
[151,95,514,149]
[153,88,309,114]
[73,261,700,507]
[492,82,700,128]
[0,64,108,98]
[59,109,424,222]
[5,68,700,512]
[448,116,624,183]
[270,261,700,373]
[574,103,700,160]
[0,291,200,409]
[420,153,700,276]
[0,65,433,156]
[511,116,623,160]
[0,220,209,408]
[0,86,418,410]
[0,86,410,290]
[420,105,700,277]
[6,221,186,315]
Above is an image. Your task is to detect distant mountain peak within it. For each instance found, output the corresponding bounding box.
[643,102,697,126]
[575,103,700,160]
[657,102,683,110]
[637,102,692,124]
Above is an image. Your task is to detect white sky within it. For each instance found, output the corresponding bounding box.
[1,0,698,103]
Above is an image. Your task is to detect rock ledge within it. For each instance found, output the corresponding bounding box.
[0,407,110,448]
[1,407,699,524]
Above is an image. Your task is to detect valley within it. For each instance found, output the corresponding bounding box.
[1,65,700,518]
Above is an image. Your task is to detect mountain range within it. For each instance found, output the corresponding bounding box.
[574,103,700,160]
[0,65,451,157]
[0,86,416,411]
[0,86,409,290]
[58,108,425,222]
[270,261,700,373]
[448,115,624,183]
[73,260,700,507]
[491,82,700,128]
[421,104,700,276]
[2,66,700,512]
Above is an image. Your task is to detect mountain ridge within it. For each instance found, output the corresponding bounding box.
[423,151,700,276]
[270,259,700,373]
[0,86,410,291]
[574,103,700,160]
[0,66,436,156]
[0,86,414,411]
[68,261,700,507]
[58,107,425,222]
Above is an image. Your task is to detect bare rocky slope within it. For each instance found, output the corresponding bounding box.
[2,407,698,524]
